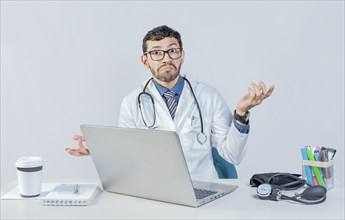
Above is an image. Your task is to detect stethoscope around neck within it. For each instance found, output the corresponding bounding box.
[137,76,207,145]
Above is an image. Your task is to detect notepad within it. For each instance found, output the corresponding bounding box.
[42,183,101,206]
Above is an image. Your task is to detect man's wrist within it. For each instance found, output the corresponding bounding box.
[233,109,250,124]
[235,109,247,116]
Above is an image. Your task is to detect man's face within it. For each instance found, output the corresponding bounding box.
[141,37,185,85]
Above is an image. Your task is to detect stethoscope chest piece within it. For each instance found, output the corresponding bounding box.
[197,132,207,144]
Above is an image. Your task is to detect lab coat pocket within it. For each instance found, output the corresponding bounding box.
[183,116,201,133]
[180,116,205,150]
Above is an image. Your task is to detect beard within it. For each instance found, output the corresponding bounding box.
[149,63,181,83]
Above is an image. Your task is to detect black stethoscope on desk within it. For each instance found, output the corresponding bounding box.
[137,76,207,144]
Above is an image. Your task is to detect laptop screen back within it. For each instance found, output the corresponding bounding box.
[80,125,198,206]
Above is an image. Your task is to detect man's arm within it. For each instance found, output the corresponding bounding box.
[118,96,137,128]
[212,81,274,164]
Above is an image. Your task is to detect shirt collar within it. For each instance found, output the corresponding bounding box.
[152,75,184,96]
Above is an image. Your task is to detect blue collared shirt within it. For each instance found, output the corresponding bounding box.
[152,75,249,134]
[152,75,184,103]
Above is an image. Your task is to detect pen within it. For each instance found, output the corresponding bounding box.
[73,184,79,194]
[313,149,324,177]
[306,146,325,187]
[321,148,331,179]
[301,147,313,186]
[327,148,337,160]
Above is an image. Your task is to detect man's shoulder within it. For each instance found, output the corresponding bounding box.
[190,80,219,94]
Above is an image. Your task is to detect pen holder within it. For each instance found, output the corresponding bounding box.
[302,160,334,190]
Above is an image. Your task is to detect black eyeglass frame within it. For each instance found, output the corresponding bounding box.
[144,48,183,61]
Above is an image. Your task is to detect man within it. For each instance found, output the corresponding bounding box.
[65,25,274,180]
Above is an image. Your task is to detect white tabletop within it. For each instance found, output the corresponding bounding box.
[1,179,344,219]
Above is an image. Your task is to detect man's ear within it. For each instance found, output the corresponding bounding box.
[141,55,149,68]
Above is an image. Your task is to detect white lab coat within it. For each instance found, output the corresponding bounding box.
[118,79,249,180]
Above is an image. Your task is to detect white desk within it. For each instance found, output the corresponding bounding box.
[1,179,344,219]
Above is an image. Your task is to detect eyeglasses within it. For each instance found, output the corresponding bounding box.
[144,48,183,61]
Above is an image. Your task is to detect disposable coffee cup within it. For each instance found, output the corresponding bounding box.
[15,156,43,197]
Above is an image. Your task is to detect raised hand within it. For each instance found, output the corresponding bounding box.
[236,81,274,115]
[65,135,90,156]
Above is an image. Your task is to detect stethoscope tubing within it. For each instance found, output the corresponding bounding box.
[137,77,207,144]
[138,79,157,129]
[182,77,204,135]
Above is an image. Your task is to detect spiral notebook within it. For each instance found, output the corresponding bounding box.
[42,183,101,206]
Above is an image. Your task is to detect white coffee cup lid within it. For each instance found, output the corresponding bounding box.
[15,156,43,168]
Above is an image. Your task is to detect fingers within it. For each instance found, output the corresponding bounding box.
[77,138,90,155]
[65,148,83,156]
[73,134,89,154]
[244,81,274,110]
[249,81,274,100]
[248,83,263,100]
[236,80,274,113]
[65,146,90,156]
[266,85,275,97]
[65,135,90,156]
[248,86,256,98]
[258,81,267,95]
[73,135,85,141]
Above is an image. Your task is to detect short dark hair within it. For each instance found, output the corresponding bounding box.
[142,25,183,53]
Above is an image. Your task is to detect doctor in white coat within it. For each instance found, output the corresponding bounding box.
[65,25,274,180]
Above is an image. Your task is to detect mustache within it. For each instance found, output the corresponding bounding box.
[158,63,177,71]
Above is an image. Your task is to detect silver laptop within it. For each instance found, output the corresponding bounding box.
[80,124,238,207]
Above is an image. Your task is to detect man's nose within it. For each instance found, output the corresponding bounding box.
[161,51,172,62]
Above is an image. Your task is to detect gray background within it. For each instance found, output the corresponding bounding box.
[1,1,344,187]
